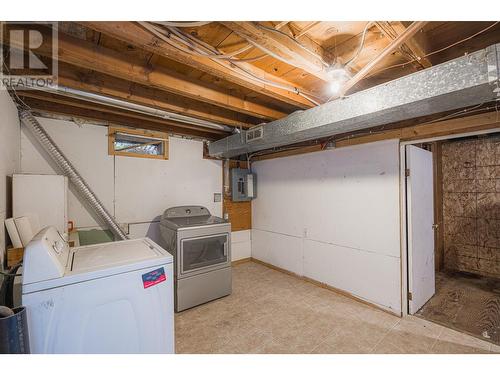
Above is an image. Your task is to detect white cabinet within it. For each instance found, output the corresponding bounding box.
[13,174,68,235]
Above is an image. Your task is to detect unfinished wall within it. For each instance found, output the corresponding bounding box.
[0,91,21,269]
[19,117,251,261]
[442,135,500,278]
[251,140,402,314]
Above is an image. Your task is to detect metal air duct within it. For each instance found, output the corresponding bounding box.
[19,111,129,241]
[209,43,500,158]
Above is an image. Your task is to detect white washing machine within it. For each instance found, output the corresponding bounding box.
[22,226,174,354]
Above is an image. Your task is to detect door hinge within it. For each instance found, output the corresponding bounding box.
[405,168,410,177]
[408,291,413,301]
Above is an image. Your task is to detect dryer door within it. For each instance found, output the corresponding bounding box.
[180,234,229,276]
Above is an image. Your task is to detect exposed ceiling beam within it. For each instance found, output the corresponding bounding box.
[6,25,287,120]
[340,21,429,96]
[80,22,316,109]
[294,21,321,39]
[22,97,224,139]
[18,91,227,135]
[56,65,259,128]
[221,21,333,82]
[376,21,432,68]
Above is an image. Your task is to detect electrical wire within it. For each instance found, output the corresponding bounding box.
[156,23,324,104]
[324,21,500,103]
[168,27,268,62]
[139,22,323,106]
[344,22,373,67]
[365,21,500,79]
[254,23,330,68]
[374,22,421,65]
[422,103,487,125]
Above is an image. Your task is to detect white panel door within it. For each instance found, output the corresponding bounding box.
[406,145,435,314]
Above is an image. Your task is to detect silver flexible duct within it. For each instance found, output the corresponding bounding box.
[19,110,129,241]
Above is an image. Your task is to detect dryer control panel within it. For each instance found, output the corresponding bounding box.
[22,226,70,285]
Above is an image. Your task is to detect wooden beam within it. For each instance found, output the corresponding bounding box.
[5,25,287,120]
[22,97,223,139]
[80,22,315,109]
[18,91,226,135]
[294,21,321,39]
[221,22,333,82]
[432,141,444,271]
[56,64,258,128]
[340,21,429,96]
[376,21,432,68]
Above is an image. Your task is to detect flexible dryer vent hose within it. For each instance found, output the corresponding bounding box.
[19,110,128,241]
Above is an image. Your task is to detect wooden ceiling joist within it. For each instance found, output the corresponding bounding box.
[376,21,432,68]
[80,22,316,109]
[221,22,333,82]
[4,21,498,140]
[57,65,259,128]
[21,96,224,139]
[340,21,429,96]
[6,25,287,121]
[18,91,227,135]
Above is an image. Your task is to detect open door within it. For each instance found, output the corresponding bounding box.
[406,145,435,314]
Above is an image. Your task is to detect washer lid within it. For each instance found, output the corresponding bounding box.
[71,238,171,274]
[22,237,172,294]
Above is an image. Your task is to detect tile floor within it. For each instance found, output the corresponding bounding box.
[175,261,500,354]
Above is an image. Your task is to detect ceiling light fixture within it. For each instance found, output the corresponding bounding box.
[327,63,351,97]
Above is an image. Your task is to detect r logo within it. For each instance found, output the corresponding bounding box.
[1,22,58,90]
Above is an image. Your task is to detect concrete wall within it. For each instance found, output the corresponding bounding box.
[251,140,402,314]
[0,90,21,268]
[20,117,251,261]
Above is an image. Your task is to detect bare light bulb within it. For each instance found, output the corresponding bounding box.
[327,65,350,97]
[329,81,342,95]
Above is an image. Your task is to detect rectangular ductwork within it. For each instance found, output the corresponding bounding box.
[209,43,500,158]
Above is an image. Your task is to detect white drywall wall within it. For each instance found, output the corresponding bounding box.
[20,118,114,228]
[251,140,402,314]
[114,137,222,223]
[0,90,21,268]
[20,117,224,233]
[231,230,251,261]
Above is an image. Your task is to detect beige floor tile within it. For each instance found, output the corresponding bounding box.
[431,327,493,354]
[372,317,444,354]
[311,315,394,354]
[231,329,275,353]
[175,262,492,354]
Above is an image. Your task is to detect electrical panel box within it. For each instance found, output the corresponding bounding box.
[231,168,257,202]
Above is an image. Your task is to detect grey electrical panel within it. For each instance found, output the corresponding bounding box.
[231,168,257,202]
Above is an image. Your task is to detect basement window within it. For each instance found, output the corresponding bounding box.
[108,127,169,160]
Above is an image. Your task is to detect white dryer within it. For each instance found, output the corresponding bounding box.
[22,226,174,354]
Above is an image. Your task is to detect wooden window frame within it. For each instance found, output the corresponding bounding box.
[108,126,169,160]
